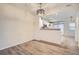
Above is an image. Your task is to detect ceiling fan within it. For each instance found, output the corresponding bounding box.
[36,3,45,17]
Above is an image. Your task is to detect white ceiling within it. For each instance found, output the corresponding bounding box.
[8,3,79,16]
[34,3,79,22]
[30,3,79,14]
[3,3,79,22]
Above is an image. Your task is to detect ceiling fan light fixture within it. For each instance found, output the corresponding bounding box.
[37,9,45,15]
[36,3,45,16]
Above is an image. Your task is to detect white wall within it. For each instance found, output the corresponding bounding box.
[78,17,79,47]
[0,4,36,50]
[75,16,79,47]
[34,30,62,44]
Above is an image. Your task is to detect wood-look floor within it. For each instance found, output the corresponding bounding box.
[0,40,79,55]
